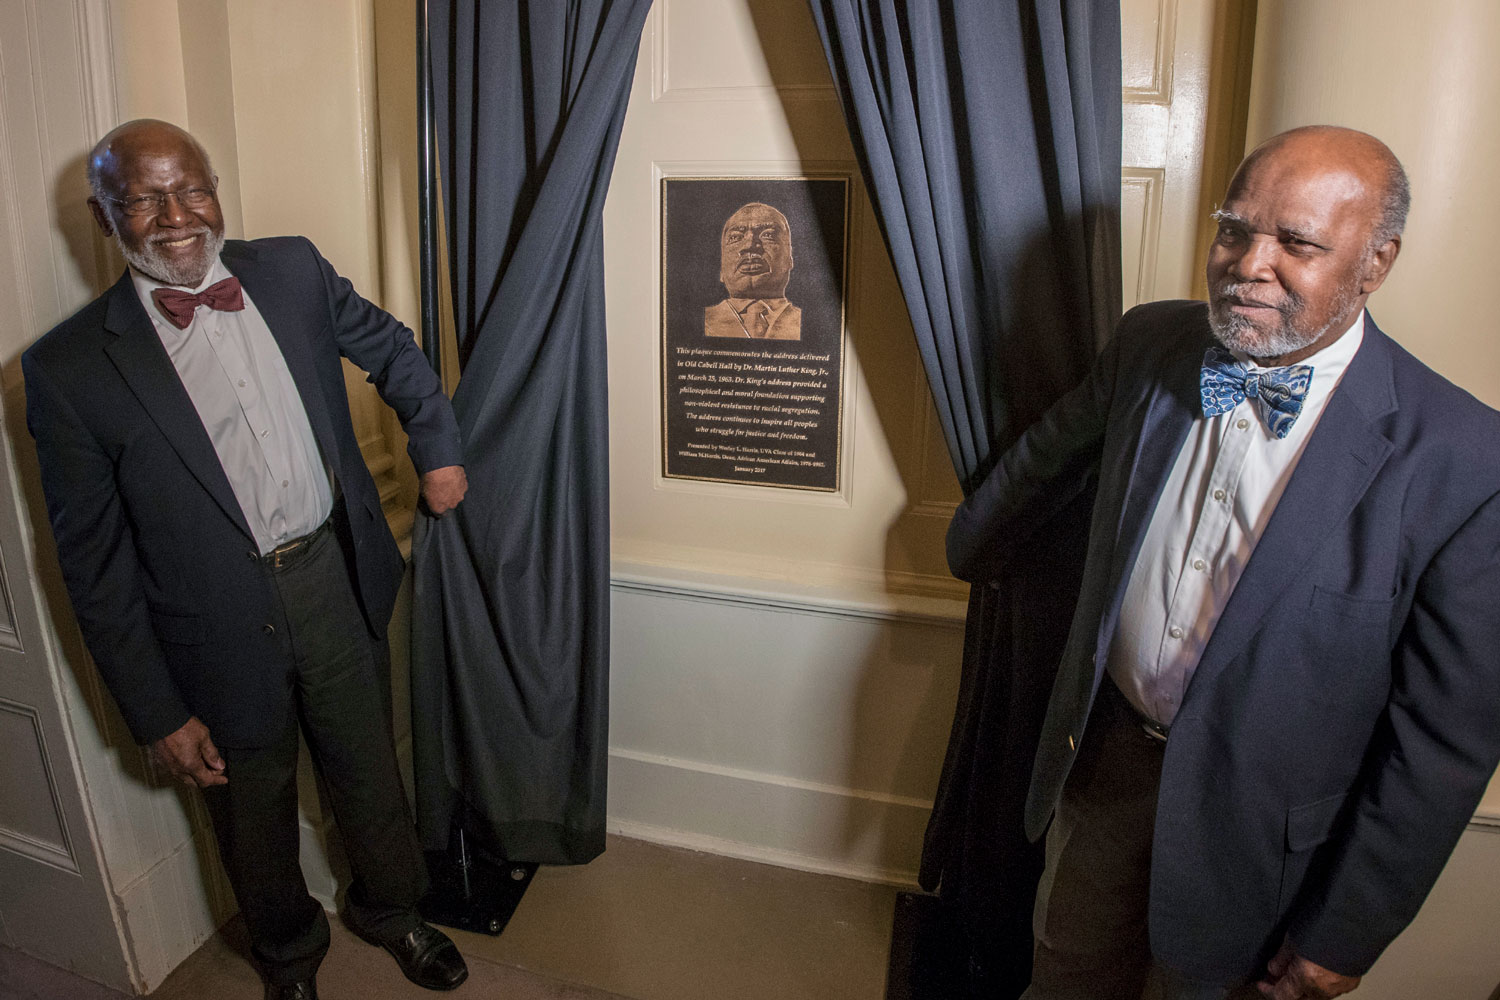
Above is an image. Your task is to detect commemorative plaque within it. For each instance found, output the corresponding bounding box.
[661,176,849,492]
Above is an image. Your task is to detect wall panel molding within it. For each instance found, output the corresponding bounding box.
[1121,167,1165,309]
[0,551,21,652]
[1122,0,1179,104]
[611,559,966,625]
[0,700,79,874]
[651,0,837,104]
[75,0,118,140]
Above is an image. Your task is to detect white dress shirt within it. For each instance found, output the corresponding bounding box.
[132,258,333,555]
[1107,312,1366,726]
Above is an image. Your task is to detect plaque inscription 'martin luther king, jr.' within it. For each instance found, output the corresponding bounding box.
[704,202,803,341]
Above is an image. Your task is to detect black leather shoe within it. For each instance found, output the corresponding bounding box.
[265,979,317,1000]
[377,922,468,991]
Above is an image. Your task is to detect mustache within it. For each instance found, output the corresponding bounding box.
[146,227,212,246]
[1213,281,1303,317]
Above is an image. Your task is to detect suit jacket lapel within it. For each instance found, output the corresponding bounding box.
[102,271,255,541]
[1190,320,1397,694]
[221,241,344,478]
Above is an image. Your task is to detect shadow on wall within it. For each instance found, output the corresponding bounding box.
[736,1,967,881]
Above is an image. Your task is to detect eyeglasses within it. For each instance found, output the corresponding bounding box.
[104,185,217,217]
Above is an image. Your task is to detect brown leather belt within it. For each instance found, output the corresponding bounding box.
[262,518,332,571]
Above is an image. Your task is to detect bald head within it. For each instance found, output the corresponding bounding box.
[1237,125,1409,250]
[87,119,214,206]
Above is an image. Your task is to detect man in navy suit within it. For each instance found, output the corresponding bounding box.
[948,126,1500,999]
[24,120,470,1000]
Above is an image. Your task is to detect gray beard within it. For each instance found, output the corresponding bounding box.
[1208,278,1358,361]
[116,227,224,287]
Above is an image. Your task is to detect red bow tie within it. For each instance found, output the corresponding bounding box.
[150,276,245,329]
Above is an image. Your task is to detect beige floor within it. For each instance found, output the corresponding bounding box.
[0,835,901,1000]
[454,835,902,1000]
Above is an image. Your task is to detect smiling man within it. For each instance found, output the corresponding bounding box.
[946,126,1500,999]
[704,201,803,340]
[24,120,470,1000]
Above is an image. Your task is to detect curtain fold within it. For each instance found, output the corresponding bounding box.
[411,0,653,865]
[806,1,1121,991]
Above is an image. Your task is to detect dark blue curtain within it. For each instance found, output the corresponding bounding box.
[411,0,653,865]
[806,1,1121,992]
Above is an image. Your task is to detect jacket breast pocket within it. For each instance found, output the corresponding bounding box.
[1279,792,1346,914]
[1309,585,1395,623]
[1301,587,1396,708]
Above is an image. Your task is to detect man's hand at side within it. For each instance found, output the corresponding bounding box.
[420,465,468,516]
[150,716,227,788]
[1257,936,1360,999]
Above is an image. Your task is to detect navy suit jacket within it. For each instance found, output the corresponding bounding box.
[947,300,1500,980]
[24,237,463,749]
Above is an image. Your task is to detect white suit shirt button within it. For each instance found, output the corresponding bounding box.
[1168,626,1184,639]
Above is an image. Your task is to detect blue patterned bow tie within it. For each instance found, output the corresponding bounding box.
[1199,346,1313,440]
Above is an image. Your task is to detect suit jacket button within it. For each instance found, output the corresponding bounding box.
[247,551,258,561]
[262,624,275,635]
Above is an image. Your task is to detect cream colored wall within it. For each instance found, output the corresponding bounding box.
[1249,4,1500,995]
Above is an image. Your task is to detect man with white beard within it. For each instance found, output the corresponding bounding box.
[947,126,1500,999]
[24,120,470,1000]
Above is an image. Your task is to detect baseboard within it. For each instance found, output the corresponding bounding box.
[607,747,928,888]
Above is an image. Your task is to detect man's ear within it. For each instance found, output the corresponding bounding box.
[87,197,115,238]
[1360,235,1400,294]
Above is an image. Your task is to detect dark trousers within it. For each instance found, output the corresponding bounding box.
[202,524,427,986]
[1022,680,1261,1000]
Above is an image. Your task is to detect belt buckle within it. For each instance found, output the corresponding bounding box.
[1140,719,1169,743]
[266,538,300,570]
[265,523,320,569]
